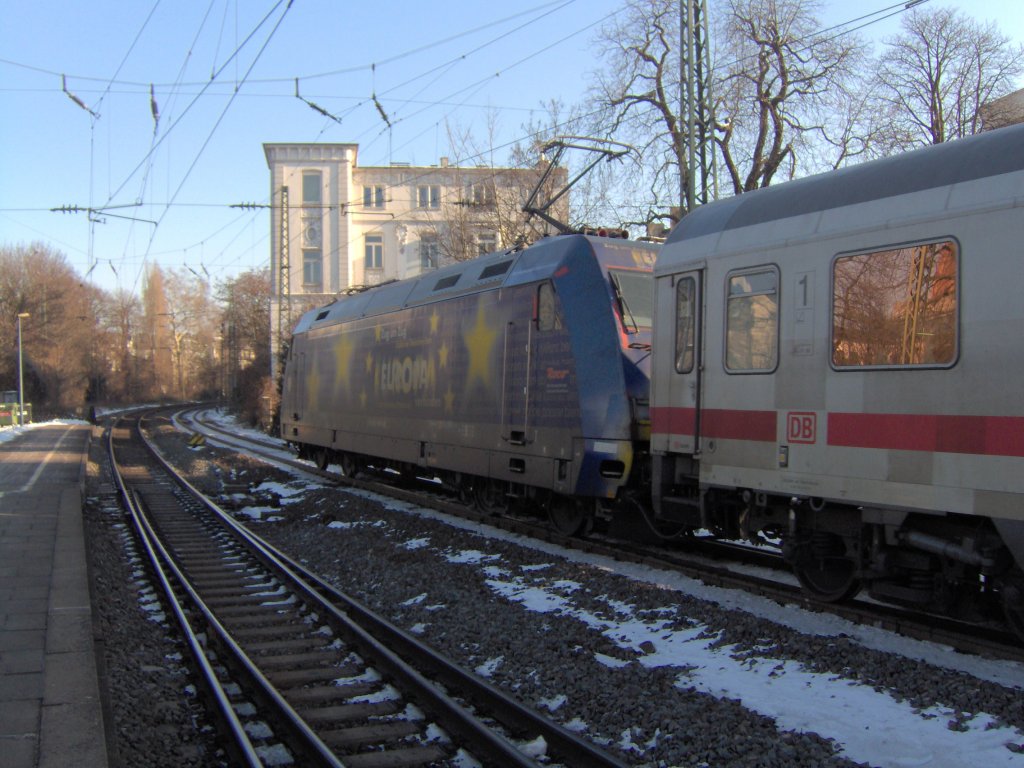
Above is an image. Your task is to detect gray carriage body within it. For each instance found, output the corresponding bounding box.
[652,124,1024,568]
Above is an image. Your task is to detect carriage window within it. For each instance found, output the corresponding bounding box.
[675,278,695,373]
[537,283,561,331]
[725,268,778,372]
[832,240,957,368]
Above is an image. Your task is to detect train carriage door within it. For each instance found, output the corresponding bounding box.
[294,350,306,418]
[502,314,532,446]
[660,270,703,454]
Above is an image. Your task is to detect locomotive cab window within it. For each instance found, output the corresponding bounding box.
[537,282,562,331]
[725,267,778,372]
[609,270,653,332]
[675,277,695,373]
[832,239,958,368]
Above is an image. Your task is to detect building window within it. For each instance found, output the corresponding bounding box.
[302,248,322,288]
[365,234,383,269]
[725,267,778,372]
[477,233,497,255]
[832,240,957,368]
[466,182,495,207]
[420,235,439,270]
[363,185,385,208]
[302,171,321,205]
[417,185,440,209]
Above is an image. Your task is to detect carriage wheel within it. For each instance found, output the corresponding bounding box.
[473,480,508,516]
[794,558,861,602]
[793,531,861,602]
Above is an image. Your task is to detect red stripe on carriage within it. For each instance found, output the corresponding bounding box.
[652,408,1024,457]
[651,407,776,442]
[651,406,696,436]
[827,413,1024,457]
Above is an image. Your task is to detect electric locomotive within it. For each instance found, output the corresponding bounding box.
[650,122,1024,635]
[281,234,657,534]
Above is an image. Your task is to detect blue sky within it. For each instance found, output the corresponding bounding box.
[1,0,1022,297]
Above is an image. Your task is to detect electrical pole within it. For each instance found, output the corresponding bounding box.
[17,313,29,427]
[276,185,290,377]
[679,0,717,215]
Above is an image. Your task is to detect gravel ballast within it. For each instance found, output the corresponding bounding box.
[83,416,1024,767]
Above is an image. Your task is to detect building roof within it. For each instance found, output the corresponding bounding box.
[981,88,1024,131]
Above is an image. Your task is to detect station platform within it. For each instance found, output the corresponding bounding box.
[0,423,107,768]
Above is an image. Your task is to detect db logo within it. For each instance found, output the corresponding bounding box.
[787,412,817,444]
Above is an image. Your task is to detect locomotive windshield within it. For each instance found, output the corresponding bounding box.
[609,269,654,331]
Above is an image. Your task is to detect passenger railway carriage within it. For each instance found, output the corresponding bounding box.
[650,123,1024,632]
[282,234,657,535]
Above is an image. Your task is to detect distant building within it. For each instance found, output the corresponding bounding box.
[263,143,568,375]
[980,88,1024,131]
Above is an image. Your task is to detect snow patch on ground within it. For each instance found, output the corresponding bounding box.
[481,558,1024,768]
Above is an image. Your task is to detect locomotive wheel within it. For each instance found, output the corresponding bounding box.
[313,447,330,471]
[474,480,508,516]
[794,556,861,602]
[338,452,361,478]
[549,498,589,537]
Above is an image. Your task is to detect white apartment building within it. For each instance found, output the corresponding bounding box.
[264,142,568,373]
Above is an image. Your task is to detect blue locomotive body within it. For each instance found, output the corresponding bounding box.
[282,234,656,525]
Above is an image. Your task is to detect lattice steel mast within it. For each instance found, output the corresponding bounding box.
[680,0,717,213]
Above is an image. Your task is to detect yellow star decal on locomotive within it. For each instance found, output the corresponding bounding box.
[333,332,355,392]
[430,309,440,335]
[463,298,498,390]
[365,350,374,373]
[443,385,456,414]
[438,340,449,369]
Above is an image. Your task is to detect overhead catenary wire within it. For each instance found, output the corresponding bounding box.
[131,0,295,293]
[0,0,577,90]
[6,0,938,292]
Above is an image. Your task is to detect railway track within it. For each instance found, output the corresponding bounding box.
[181,406,1024,663]
[108,410,627,767]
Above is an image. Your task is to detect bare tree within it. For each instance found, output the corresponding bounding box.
[217,268,271,423]
[873,7,1024,149]
[714,0,870,193]
[163,268,218,399]
[591,0,691,224]
[0,243,99,414]
[587,0,871,226]
[96,288,142,403]
[141,265,173,399]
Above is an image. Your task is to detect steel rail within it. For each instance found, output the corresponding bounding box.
[107,420,266,768]
[186,407,1024,662]
[140,410,626,767]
